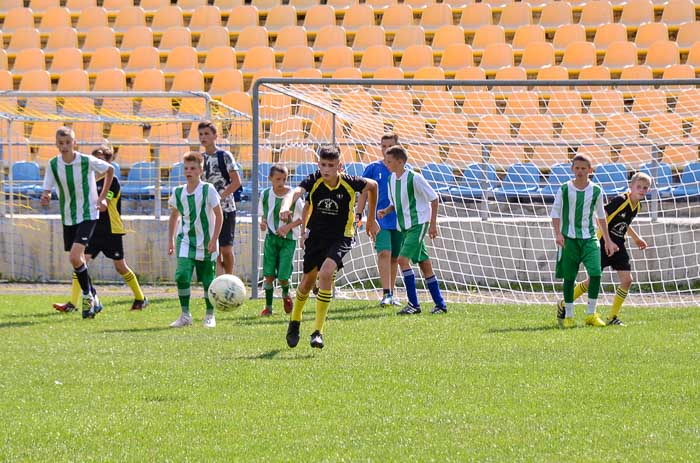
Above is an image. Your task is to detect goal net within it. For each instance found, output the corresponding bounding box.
[252,78,700,307]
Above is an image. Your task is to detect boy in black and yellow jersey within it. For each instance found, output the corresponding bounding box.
[53,146,147,313]
[559,172,651,326]
[279,145,379,349]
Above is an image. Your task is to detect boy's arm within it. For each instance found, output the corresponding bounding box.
[221,169,242,198]
[597,218,619,257]
[40,168,55,206]
[97,165,115,211]
[208,204,223,253]
[279,186,305,221]
[377,204,395,219]
[550,188,565,248]
[627,225,647,250]
[428,198,439,239]
[362,179,379,239]
[168,208,180,255]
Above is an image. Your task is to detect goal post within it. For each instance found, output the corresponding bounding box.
[251,77,700,307]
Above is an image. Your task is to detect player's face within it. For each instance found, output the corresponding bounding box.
[198,128,217,148]
[269,172,287,189]
[383,154,403,175]
[630,180,650,201]
[183,161,202,181]
[317,157,340,182]
[381,138,397,156]
[56,134,75,156]
[571,160,592,180]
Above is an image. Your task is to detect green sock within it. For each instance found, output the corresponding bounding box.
[178,287,190,313]
[281,282,290,298]
[588,276,601,300]
[264,281,274,309]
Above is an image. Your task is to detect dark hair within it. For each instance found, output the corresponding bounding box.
[92,145,114,163]
[183,151,203,165]
[381,132,399,144]
[197,120,217,135]
[55,126,75,139]
[317,144,340,161]
[571,153,592,167]
[385,145,408,163]
[269,163,288,177]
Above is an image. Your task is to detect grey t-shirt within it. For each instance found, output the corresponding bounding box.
[203,150,239,212]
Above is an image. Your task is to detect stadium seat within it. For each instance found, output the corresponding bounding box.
[662,145,698,168]
[221,91,251,115]
[201,47,237,76]
[313,25,346,52]
[420,4,453,28]
[342,4,374,33]
[274,26,308,51]
[645,41,680,71]
[671,161,700,198]
[647,113,684,143]
[661,0,694,26]
[635,23,669,49]
[102,0,131,11]
[259,92,293,121]
[264,5,297,33]
[151,5,185,31]
[240,46,275,76]
[39,6,72,30]
[380,5,413,33]
[208,69,243,96]
[471,25,505,50]
[535,65,569,92]
[462,91,497,117]
[490,144,525,170]
[280,46,315,74]
[162,46,198,73]
[593,23,627,51]
[2,8,34,33]
[171,68,204,92]
[359,45,395,76]
[235,26,269,52]
[159,27,193,51]
[631,89,668,116]
[379,89,414,116]
[539,1,573,30]
[189,5,222,32]
[498,2,532,31]
[125,47,160,74]
[639,160,674,198]
[399,44,433,75]
[93,68,127,91]
[331,66,363,79]
[392,25,426,52]
[475,114,510,141]
[662,64,696,84]
[589,89,624,117]
[317,46,353,76]
[113,6,147,32]
[675,88,700,119]
[6,28,41,54]
[520,41,555,70]
[4,161,42,197]
[30,0,59,9]
[603,113,641,142]
[552,24,585,53]
[352,25,386,52]
[140,0,170,11]
[479,43,514,72]
[119,26,154,53]
[620,0,654,27]
[512,25,545,50]
[326,0,354,10]
[121,161,158,198]
[197,26,231,51]
[303,5,336,33]
[447,163,499,201]
[75,6,109,31]
[440,44,474,74]
[493,162,542,201]
[504,91,538,116]
[86,47,121,74]
[225,5,259,32]
[18,69,50,91]
[538,163,573,202]
[431,25,466,52]
[547,91,582,116]
[580,0,613,29]
[393,115,431,143]
[82,26,117,52]
[49,47,83,75]
[602,41,639,73]
[178,0,209,12]
[459,4,493,34]
[686,42,700,68]
[12,48,46,75]
[561,114,597,143]
[421,162,458,192]
[561,41,597,70]
[44,26,78,53]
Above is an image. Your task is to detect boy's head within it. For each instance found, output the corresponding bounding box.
[183,151,203,181]
[269,164,289,189]
[629,172,652,202]
[197,120,218,148]
[570,153,593,180]
[317,145,341,181]
[380,132,399,156]
[383,145,408,175]
[55,126,76,155]
[91,145,114,163]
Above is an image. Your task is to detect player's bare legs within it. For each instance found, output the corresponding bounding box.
[261,275,275,316]
[218,245,234,275]
[287,268,318,348]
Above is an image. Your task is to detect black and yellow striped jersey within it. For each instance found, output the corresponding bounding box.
[600,192,641,245]
[96,175,125,235]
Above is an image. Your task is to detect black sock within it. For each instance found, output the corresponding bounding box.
[74,264,91,295]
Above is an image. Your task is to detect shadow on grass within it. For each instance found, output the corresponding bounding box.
[102,297,172,307]
[233,349,314,361]
[5,311,69,319]
[101,326,173,334]
[0,321,35,329]
[486,325,560,333]
[234,309,388,327]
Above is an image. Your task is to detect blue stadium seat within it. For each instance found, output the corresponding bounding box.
[421,162,457,192]
[593,162,629,197]
[639,161,674,198]
[291,162,317,184]
[671,161,700,198]
[121,161,158,199]
[111,161,121,180]
[343,162,366,177]
[445,163,499,200]
[493,162,542,201]
[4,161,41,197]
[159,162,185,197]
[538,163,573,202]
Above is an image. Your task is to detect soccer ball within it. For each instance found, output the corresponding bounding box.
[208,274,247,311]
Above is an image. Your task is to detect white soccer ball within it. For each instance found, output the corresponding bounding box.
[208,274,247,311]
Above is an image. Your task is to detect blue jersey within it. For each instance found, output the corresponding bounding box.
[362,160,397,230]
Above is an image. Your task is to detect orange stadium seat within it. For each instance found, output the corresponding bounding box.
[379,89,414,116]
[235,26,269,52]
[19,69,50,91]
[86,46,121,73]
[162,46,198,73]
[132,68,166,91]
[662,63,696,81]
[120,26,154,52]
[660,0,695,26]
[593,23,627,51]
[208,68,243,96]
[686,42,700,68]
[125,46,160,74]
[535,65,570,92]
[201,46,236,74]
[225,5,259,32]
[462,91,498,118]
[589,89,624,116]
[578,65,612,83]
[189,5,222,32]
[539,1,573,30]
[561,114,597,144]
[159,26,193,51]
[603,113,642,142]
[93,68,127,91]
[504,91,539,116]
[520,42,555,70]
[30,0,60,11]
[274,26,308,51]
[352,26,387,52]
[280,45,315,74]
[221,91,251,114]
[440,43,474,73]
[0,50,8,72]
[421,90,455,118]
[259,92,293,121]
[313,25,346,52]
[75,6,109,31]
[547,90,583,116]
[631,89,668,116]
[380,5,414,33]
[12,48,45,74]
[82,26,117,52]
[499,2,531,31]
[39,6,72,30]
[579,0,613,29]
[647,112,684,142]
[179,0,210,12]
[553,24,586,51]
[393,115,430,144]
[674,88,700,118]
[392,25,426,52]
[59,69,93,114]
[44,26,79,53]
[197,25,230,51]
[303,5,336,33]
[249,68,282,89]
[6,28,41,54]
[113,6,147,32]
[2,8,34,33]
[459,4,493,34]
[326,0,354,10]
[172,69,206,115]
[373,65,404,82]
[602,41,639,72]
[49,47,83,74]
[645,41,680,70]
[251,0,282,12]
[618,64,653,93]
[332,66,363,79]
[620,0,654,27]
[452,67,486,94]
[360,45,395,76]
[561,41,597,70]
[268,117,306,144]
[471,25,505,50]
[293,67,322,79]
[342,4,375,33]
[431,25,466,52]
[66,0,96,9]
[264,5,297,33]
[635,23,669,49]
[140,0,170,12]
[339,89,375,115]
[240,46,275,75]
[479,43,513,72]
[420,4,453,28]
[663,145,698,167]
[399,44,434,75]
[512,25,545,50]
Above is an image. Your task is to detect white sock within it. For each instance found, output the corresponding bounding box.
[565,302,574,318]
[587,298,597,314]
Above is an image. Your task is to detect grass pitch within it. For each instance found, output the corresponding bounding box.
[0,293,697,462]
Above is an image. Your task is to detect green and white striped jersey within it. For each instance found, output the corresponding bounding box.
[168,181,221,261]
[42,152,112,226]
[258,187,304,240]
[551,180,605,239]
[387,169,438,232]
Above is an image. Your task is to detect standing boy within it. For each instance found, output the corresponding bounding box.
[279,145,379,349]
[561,172,651,326]
[198,121,242,275]
[40,127,114,319]
[377,145,447,315]
[259,164,305,317]
[52,145,147,313]
[551,153,618,328]
[356,133,403,307]
[168,152,223,328]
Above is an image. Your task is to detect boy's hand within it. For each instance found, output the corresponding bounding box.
[300,231,306,249]
[555,232,565,248]
[276,223,291,237]
[377,208,388,219]
[429,223,438,239]
[279,210,291,222]
[97,198,108,212]
[634,238,648,250]
[604,240,619,257]
[260,220,267,232]
[40,192,50,207]
[207,240,217,253]
[366,218,379,241]
[168,239,175,255]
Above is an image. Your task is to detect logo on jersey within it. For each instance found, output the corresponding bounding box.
[318,198,339,215]
[611,222,628,238]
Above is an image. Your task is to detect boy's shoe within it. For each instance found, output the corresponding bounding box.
[380,294,393,307]
[286,320,301,348]
[93,294,103,315]
[170,312,193,328]
[260,307,273,317]
[310,330,324,349]
[282,296,293,314]
[397,303,421,315]
[53,301,76,313]
[556,300,565,327]
[430,305,448,314]
[562,317,575,329]
[203,313,216,328]
[607,316,625,326]
[585,313,606,327]
[81,295,95,319]
[130,298,148,311]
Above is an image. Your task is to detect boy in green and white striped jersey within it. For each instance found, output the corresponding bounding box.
[551,154,618,328]
[378,145,447,315]
[168,152,223,329]
[40,127,114,319]
[258,164,305,317]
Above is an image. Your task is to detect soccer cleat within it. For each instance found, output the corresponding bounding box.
[607,316,625,326]
[286,320,301,348]
[380,294,393,307]
[391,297,402,307]
[562,317,575,329]
[282,296,293,314]
[92,294,103,315]
[81,295,95,319]
[585,313,606,327]
[170,312,193,328]
[260,307,273,317]
[310,330,324,349]
[430,305,448,314]
[130,297,148,311]
[556,300,565,327]
[53,301,76,313]
[396,303,421,315]
[203,313,216,328]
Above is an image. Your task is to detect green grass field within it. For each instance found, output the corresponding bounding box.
[0,293,698,462]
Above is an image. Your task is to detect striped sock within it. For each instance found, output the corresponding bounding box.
[573,281,588,301]
[402,268,419,308]
[314,289,332,333]
[291,288,309,322]
[123,270,145,301]
[70,272,81,307]
[178,286,190,313]
[609,286,628,319]
[263,281,274,309]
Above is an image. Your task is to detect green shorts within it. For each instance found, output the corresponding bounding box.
[262,232,296,281]
[375,228,403,257]
[399,223,430,264]
[555,237,602,280]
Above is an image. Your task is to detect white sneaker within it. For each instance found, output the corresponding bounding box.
[170,312,193,328]
[203,313,216,328]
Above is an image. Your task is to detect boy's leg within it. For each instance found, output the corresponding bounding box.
[277,237,296,314]
[114,258,146,307]
[286,269,316,348]
[390,229,403,301]
[261,234,279,315]
[582,239,605,326]
[314,258,337,333]
[557,238,582,323]
[263,277,275,314]
[174,258,195,314]
[397,224,430,314]
[419,259,447,313]
[217,211,236,275]
[573,279,589,301]
[197,259,217,315]
[609,270,632,321]
[375,229,393,304]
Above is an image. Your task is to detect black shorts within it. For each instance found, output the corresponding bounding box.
[63,220,97,252]
[86,233,125,260]
[219,210,236,247]
[303,234,353,274]
[601,243,631,271]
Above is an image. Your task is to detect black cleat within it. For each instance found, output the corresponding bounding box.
[556,300,565,328]
[430,305,448,314]
[310,330,324,349]
[397,303,421,315]
[286,320,301,348]
[130,297,148,311]
[607,316,625,326]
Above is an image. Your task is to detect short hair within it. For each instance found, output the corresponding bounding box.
[381,132,399,144]
[630,171,652,186]
[55,126,75,139]
[571,153,593,167]
[92,145,114,163]
[268,163,288,177]
[317,144,340,161]
[197,120,217,135]
[385,145,408,163]
[183,151,203,165]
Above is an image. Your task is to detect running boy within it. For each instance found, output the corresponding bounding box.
[561,172,651,326]
[168,152,223,328]
[40,127,114,319]
[52,145,147,313]
[280,145,379,349]
[551,153,618,328]
[377,145,448,315]
[259,164,305,317]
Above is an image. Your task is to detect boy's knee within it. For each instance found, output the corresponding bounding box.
[397,256,410,268]
[175,271,190,287]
